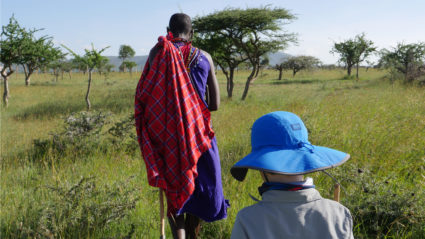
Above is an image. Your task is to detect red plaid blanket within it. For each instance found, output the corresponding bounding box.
[135,35,214,212]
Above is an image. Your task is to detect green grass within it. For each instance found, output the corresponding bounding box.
[1,69,425,238]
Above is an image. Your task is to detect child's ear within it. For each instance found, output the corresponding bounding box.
[166,27,170,34]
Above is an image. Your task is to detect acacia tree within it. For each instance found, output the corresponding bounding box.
[331,38,356,76]
[194,7,296,100]
[282,55,321,77]
[236,8,296,100]
[99,60,114,81]
[352,34,376,78]
[274,62,285,81]
[96,57,109,75]
[380,42,425,83]
[118,45,135,72]
[49,58,72,81]
[331,33,375,78]
[122,60,137,75]
[20,31,63,86]
[192,28,247,98]
[97,57,115,81]
[258,56,270,77]
[63,44,109,110]
[71,57,87,73]
[49,58,63,81]
[0,16,26,106]
[60,61,73,80]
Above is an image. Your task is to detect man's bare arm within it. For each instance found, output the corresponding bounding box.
[148,46,159,67]
[202,50,220,111]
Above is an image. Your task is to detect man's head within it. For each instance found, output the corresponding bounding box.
[168,13,193,39]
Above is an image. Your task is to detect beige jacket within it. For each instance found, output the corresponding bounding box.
[231,188,354,239]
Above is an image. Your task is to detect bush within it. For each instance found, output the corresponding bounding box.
[62,111,111,138]
[31,111,138,161]
[333,166,425,238]
[10,177,139,238]
[31,111,111,160]
[108,114,138,154]
[342,75,356,80]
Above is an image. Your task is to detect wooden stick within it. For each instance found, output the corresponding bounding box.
[159,188,165,239]
[333,184,341,202]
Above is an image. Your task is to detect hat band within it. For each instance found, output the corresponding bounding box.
[298,142,314,153]
[253,142,315,152]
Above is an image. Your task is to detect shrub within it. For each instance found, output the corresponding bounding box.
[108,114,138,154]
[62,111,111,138]
[342,75,356,80]
[12,177,139,238]
[333,166,425,238]
[31,111,139,161]
[31,111,111,160]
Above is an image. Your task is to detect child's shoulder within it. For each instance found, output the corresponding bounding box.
[311,198,353,221]
[320,198,351,212]
[235,201,262,218]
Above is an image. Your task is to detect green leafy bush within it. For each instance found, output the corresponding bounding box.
[334,166,425,238]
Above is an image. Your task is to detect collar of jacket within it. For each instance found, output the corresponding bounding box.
[261,188,322,203]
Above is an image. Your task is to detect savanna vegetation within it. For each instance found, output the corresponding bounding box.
[1,68,424,238]
[2,6,425,239]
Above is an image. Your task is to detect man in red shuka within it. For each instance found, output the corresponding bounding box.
[135,13,228,239]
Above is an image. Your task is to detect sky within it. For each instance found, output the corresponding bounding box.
[2,0,425,64]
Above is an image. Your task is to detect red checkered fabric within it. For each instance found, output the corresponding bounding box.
[135,35,214,212]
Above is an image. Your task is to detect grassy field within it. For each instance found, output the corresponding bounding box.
[1,68,424,238]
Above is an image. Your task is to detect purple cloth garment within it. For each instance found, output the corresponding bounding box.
[173,42,229,222]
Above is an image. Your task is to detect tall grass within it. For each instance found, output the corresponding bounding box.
[1,69,424,238]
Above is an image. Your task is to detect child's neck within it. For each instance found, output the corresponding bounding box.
[262,172,304,183]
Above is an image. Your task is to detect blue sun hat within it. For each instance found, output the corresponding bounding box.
[231,111,350,181]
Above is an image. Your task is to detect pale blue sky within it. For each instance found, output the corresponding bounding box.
[2,0,425,64]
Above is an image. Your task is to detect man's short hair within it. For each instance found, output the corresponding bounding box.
[169,13,192,35]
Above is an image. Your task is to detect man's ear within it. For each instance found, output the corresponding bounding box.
[190,29,194,39]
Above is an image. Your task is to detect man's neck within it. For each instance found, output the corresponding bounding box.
[173,33,191,41]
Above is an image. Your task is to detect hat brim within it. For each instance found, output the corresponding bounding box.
[231,145,350,181]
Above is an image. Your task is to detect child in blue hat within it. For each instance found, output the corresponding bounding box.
[230,111,354,239]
